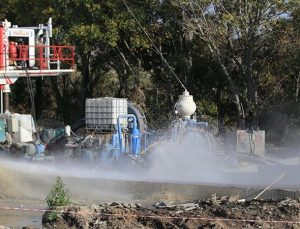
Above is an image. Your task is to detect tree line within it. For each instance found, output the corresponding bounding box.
[0,0,299,141]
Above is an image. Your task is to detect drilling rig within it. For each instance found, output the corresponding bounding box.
[0,18,213,167]
[0,18,74,158]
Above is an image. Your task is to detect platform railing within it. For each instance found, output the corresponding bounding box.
[3,44,75,71]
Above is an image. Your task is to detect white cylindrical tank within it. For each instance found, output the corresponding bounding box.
[65,125,71,137]
[174,90,196,119]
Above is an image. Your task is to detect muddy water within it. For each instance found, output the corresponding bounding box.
[0,200,45,228]
[1,158,300,228]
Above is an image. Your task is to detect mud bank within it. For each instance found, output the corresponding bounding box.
[1,157,300,228]
[43,197,300,229]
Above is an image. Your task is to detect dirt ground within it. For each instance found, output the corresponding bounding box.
[1,157,300,228]
[43,197,300,229]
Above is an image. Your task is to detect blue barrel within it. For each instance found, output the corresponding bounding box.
[131,127,140,156]
[36,144,45,154]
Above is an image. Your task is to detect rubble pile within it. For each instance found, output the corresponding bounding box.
[43,196,300,229]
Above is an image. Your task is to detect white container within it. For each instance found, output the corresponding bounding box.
[175,90,196,119]
[7,115,19,132]
[85,97,128,131]
[65,125,71,137]
[14,126,33,143]
[11,114,36,143]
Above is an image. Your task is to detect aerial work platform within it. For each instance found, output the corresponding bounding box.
[0,18,75,84]
[0,44,74,84]
[0,18,75,113]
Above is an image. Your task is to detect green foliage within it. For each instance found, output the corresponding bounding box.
[46,176,70,208]
[178,0,295,128]
[3,0,300,133]
[42,211,59,224]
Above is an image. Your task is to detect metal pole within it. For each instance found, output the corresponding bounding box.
[3,84,10,113]
[3,92,9,113]
[45,29,49,68]
[0,89,3,114]
[45,17,52,69]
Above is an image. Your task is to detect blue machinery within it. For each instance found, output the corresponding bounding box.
[117,114,140,157]
[99,114,147,165]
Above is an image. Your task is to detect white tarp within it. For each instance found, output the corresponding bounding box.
[11,113,36,143]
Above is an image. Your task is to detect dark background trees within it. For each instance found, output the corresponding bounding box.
[0,0,299,144]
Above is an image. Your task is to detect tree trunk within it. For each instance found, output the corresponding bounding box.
[216,58,245,129]
[185,47,193,89]
[295,71,300,103]
[82,55,91,98]
[216,87,225,136]
[244,47,258,129]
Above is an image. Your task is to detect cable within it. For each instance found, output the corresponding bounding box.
[24,68,36,124]
[122,0,187,91]
[70,129,80,138]
[1,205,300,225]
[24,67,43,142]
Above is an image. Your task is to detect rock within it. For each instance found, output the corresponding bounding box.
[220,196,228,202]
[135,203,144,208]
[94,219,107,226]
[184,206,197,211]
[154,201,174,209]
[154,201,162,207]
[121,203,131,208]
[110,202,120,207]
[41,198,300,229]
[238,199,246,203]
[228,195,240,204]
[177,203,198,209]
[279,197,299,207]
[175,210,183,214]
[90,204,101,211]
[178,203,195,208]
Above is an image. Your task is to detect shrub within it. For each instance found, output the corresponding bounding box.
[46,176,70,208]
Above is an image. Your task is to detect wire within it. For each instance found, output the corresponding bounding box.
[122,0,187,91]
[1,205,300,225]
[24,68,36,124]
[71,129,80,138]
[24,67,42,142]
